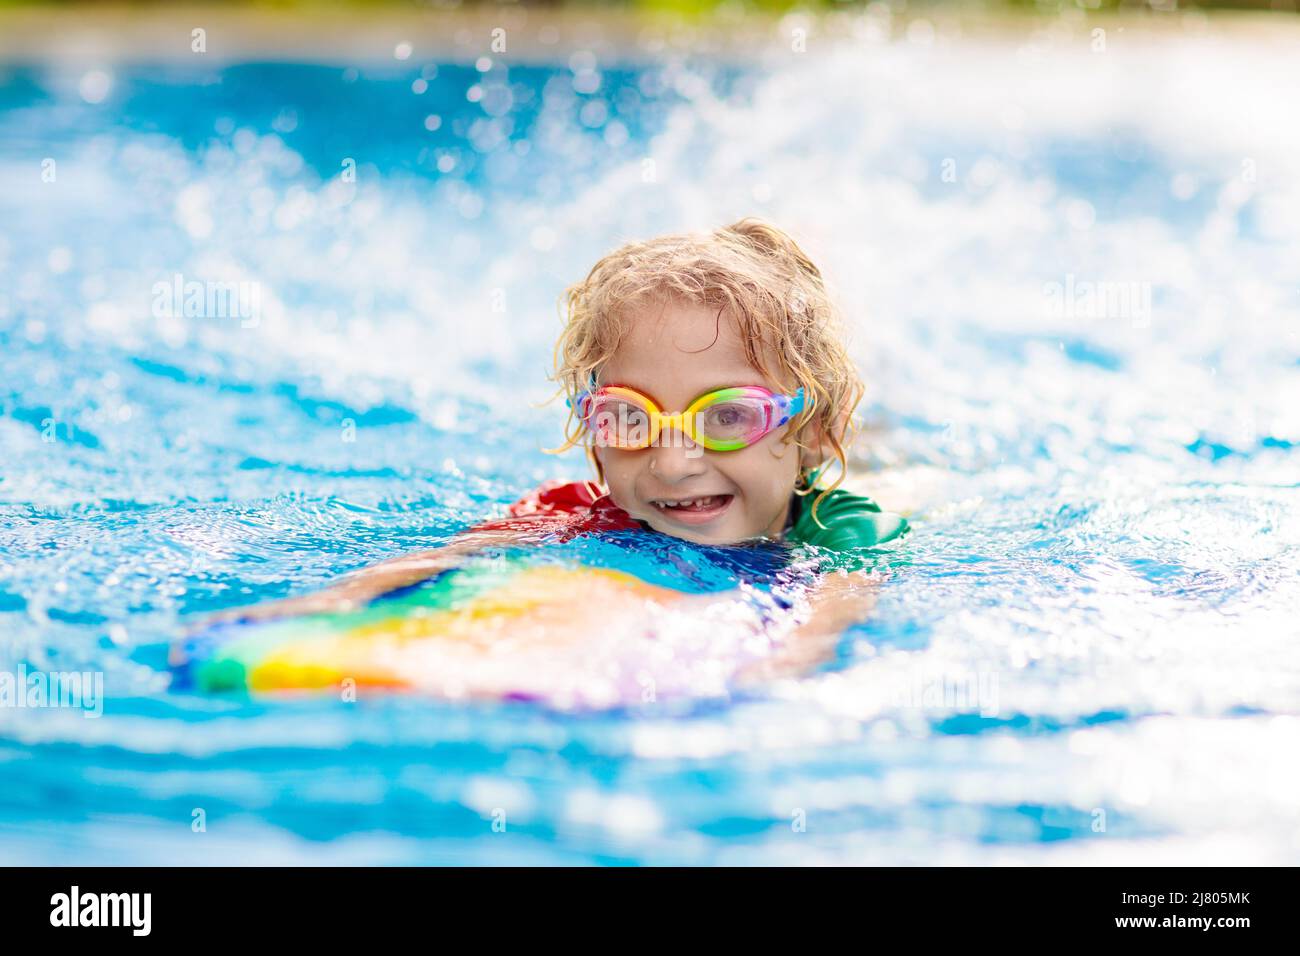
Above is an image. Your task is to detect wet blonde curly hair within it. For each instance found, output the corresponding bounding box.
[550,217,864,525]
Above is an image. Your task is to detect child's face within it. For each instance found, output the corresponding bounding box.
[594,300,818,545]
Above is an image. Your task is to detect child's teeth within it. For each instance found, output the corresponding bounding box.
[655,495,724,510]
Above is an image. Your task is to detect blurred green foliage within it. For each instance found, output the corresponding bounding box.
[0,0,1294,14]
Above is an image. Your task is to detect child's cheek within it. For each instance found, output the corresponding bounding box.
[595,448,640,512]
[740,435,801,496]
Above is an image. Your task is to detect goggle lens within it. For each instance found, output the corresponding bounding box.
[693,394,774,450]
[582,393,654,449]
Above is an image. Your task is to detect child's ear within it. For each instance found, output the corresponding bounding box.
[798,416,830,470]
[798,408,850,471]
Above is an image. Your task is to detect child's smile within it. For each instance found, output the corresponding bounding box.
[648,494,734,525]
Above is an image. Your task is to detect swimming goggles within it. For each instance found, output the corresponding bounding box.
[571,382,806,452]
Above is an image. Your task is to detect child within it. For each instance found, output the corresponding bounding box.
[215,219,908,678]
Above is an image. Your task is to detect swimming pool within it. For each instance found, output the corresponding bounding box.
[2,17,1298,864]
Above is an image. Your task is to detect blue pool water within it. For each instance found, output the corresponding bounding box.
[1,28,1299,864]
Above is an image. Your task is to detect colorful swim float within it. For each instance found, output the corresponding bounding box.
[170,539,806,709]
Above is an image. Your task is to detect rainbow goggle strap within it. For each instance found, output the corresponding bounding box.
[570,382,806,452]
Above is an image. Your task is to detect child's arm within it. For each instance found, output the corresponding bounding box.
[734,570,880,684]
[204,523,540,624]
[202,482,618,626]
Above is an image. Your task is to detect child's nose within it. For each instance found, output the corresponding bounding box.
[647,433,706,481]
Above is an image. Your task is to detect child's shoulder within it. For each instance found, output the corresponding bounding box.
[505,479,607,516]
[786,485,910,552]
[471,480,643,540]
